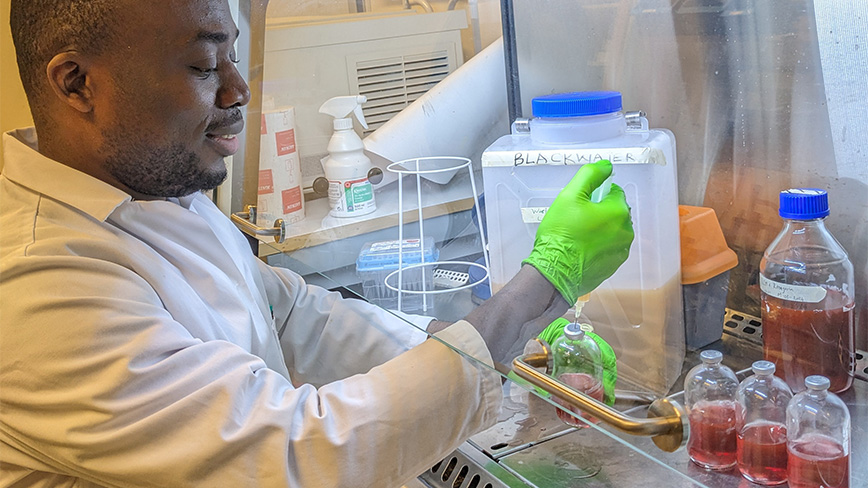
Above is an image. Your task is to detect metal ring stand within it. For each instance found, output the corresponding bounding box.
[385,157,490,313]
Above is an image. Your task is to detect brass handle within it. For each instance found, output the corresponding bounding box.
[230,205,286,243]
[512,340,688,452]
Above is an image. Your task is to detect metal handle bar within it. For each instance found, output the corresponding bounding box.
[512,339,688,452]
[230,205,286,243]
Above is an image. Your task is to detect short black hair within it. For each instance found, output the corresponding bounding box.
[10,0,119,120]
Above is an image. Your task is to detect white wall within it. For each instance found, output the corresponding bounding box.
[266,0,502,62]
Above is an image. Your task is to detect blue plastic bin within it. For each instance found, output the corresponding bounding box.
[356,238,439,312]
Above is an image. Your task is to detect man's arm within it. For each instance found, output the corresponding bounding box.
[0,250,501,488]
[428,264,567,366]
[259,259,434,386]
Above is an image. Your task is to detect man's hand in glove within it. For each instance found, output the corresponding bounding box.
[429,159,633,367]
[522,159,634,305]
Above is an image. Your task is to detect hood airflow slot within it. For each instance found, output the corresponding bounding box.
[419,446,507,488]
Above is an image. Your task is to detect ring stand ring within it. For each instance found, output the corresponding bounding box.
[385,157,490,313]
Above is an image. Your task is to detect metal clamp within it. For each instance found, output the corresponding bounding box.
[512,338,688,452]
[230,205,286,243]
[511,117,531,134]
[625,110,648,130]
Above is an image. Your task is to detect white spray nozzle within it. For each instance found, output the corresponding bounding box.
[319,95,368,130]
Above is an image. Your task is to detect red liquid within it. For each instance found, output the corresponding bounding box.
[554,373,604,427]
[737,421,788,485]
[788,434,849,488]
[688,400,737,470]
[762,289,855,393]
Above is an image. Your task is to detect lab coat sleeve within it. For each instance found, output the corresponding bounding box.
[258,260,438,386]
[0,252,502,488]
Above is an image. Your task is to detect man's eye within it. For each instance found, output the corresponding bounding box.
[190,66,217,78]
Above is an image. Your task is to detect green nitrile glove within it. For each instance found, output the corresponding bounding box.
[539,318,617,406]
[522,159,634,305]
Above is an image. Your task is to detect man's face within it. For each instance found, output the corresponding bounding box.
[95,0,249,198]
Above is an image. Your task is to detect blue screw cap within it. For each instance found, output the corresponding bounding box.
[532,91,622,118]
[779,188,829,220]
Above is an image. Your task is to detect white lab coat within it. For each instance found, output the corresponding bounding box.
[0,129,502,488]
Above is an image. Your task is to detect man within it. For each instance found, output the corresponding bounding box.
[0,0,634,486]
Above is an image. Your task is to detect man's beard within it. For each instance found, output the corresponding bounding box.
[101,131,227,198]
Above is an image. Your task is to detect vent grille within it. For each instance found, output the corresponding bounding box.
[354,51,451,136]
[419,452,507,488]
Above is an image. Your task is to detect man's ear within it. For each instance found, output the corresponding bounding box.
[46,52,94,113]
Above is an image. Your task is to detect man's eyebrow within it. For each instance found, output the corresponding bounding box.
[193,28,240,44]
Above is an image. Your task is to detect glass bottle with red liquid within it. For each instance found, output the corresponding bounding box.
[550,321,604,427]
[787,375,850,488]
[736,360,793,485]
[684,350,739,470]
[760,188,855,393]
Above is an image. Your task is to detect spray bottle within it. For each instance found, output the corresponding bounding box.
[319,95,376,217]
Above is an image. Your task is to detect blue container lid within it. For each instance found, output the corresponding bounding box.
[356,238,439,272]
[532,91,622,118]
[779,188,829,220]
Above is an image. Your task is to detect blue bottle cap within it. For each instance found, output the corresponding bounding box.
[563,321,587,340]
[532,91,622,118]
[779,188,829,220]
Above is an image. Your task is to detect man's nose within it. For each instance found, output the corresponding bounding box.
[217,64,251,108]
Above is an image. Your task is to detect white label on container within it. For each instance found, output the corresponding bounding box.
[520,207,549,223]
[481,147,667,167]
[327,178,374,214]
[371,239,421,251]
[760,274,827,303]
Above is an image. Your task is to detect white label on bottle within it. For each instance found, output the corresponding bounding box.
[481,147,667,167]
[520,207,549,223]
[760,274,827,303]
[327,178,374,214]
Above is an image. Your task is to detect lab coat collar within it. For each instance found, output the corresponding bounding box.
[2,128,131,222]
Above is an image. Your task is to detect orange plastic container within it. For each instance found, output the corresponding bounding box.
[680,205,738,348]
[680,205,738,284]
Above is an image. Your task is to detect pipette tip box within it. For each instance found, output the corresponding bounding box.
[356,238,439,313]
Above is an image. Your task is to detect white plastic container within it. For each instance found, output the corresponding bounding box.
[482,91,683,395]
[319,95,376,217]
[256,107,305,227]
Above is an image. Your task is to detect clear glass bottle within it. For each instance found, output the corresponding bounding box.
[736,360,793,485]
[786,376,850,488]
[684,350,740,470]
[760,188,855,393]
[550,322,604,427]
